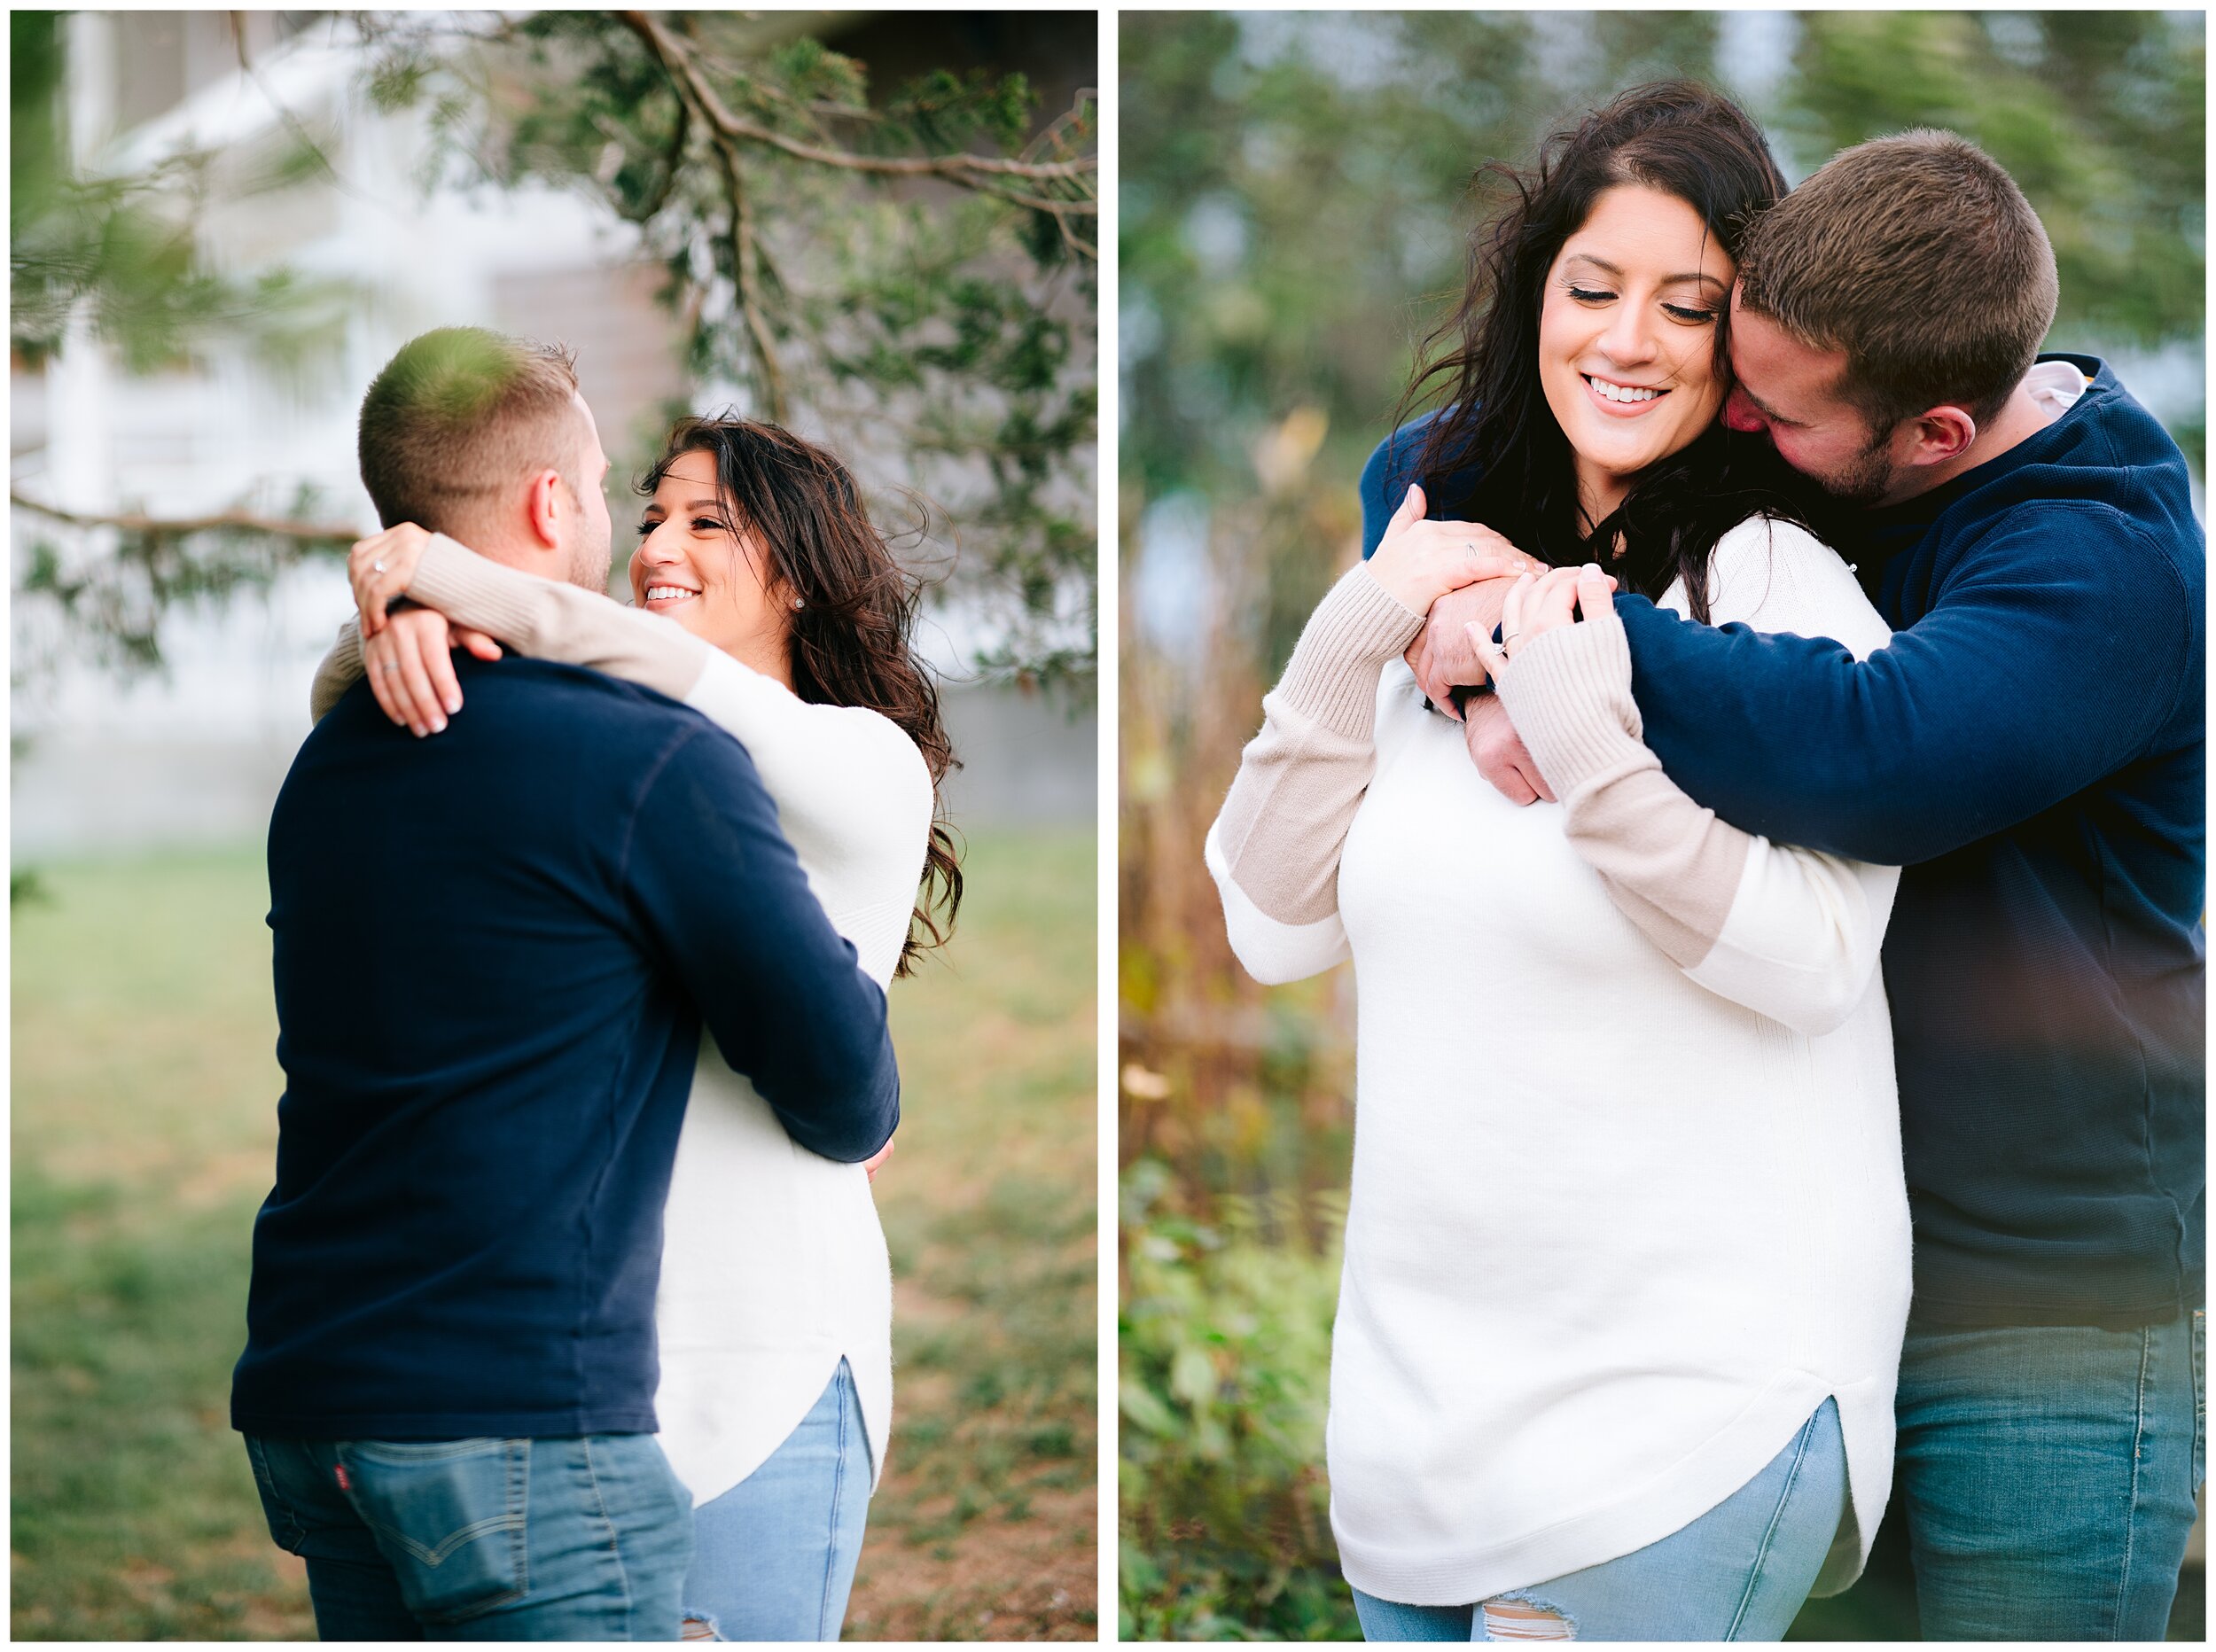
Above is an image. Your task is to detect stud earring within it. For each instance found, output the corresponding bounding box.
[791,596,804,612]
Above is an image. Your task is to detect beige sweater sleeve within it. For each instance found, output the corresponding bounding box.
[306,535,713,723]
[1210,563,1426,931]
[309,622,366,722]
[1493,517,1900,1035]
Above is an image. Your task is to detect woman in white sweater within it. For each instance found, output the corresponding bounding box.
[1209,84,1910,1640]
[324,418,958,1641]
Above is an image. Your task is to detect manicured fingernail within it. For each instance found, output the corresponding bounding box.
[445,696,462,715]
[1584,562,1603,573]
[429,717,447,734]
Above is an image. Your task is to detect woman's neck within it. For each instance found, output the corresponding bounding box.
[1575,459,1629,533]
[725,629,796,690]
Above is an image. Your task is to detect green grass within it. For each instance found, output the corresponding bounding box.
[11,830,1097,1641]
[847,827,1099,1640]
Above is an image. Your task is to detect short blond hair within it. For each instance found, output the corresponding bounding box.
[357,328,584,536]
[1737,130,2058,431]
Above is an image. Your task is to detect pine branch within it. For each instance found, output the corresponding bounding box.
[10,492,360,543]
[617,12,1098,198]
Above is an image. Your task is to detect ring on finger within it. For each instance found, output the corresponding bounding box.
[371,559,386,574]
[378,662,401,674]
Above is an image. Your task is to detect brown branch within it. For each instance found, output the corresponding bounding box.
[11,492,360,542]
[617,12,1097,198]
[711,133,791,424]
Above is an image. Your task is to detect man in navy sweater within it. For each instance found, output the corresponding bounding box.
[1372,134,2202,1638]
[231,329,899,1639]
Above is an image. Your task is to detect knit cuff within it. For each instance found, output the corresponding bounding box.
[406,534,548,643]
[1494,614,1649,799]
[1272,564,1426,738]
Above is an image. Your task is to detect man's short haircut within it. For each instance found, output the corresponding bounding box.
[357,328,584,535]
[1736,130,2058,433]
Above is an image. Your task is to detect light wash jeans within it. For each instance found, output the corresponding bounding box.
[1352,1398,1847,1641]
[679,1358,872,1642]
[1893,1308,2204,1640]
[245,1430,693,1640]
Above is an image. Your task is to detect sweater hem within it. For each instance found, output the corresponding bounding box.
[658,1338,891,1507]
[1331,1374,1857,1609]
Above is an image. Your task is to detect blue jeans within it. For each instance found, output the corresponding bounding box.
[245,1431,693,1640]
[679,1358,873,1641]
[1352,1398,1847,1641]
[1894,1307,2204,1640]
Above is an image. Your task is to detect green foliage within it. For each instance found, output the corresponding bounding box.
[18,14,1096,693]
[1120,1164,1354,1640]
[363,12,1098,694]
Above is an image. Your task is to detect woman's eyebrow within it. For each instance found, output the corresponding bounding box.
[1564,252,1725,287]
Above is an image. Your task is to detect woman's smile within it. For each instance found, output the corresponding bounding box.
[1580,370,1675,414]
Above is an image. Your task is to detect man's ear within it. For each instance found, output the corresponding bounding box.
[523,468,566,550]
[1902,405,1978,469]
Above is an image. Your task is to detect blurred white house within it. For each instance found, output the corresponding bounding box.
[12,11,1096,858]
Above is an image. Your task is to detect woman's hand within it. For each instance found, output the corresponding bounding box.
[862,1137,894,1183]
[1468,563,1615,677]
[1368,483,1548,613]
[349,523,435,639]
[362,607,503,737]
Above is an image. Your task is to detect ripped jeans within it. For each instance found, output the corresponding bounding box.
[679,1359,872,1641]
[1351,1398,1847,1641]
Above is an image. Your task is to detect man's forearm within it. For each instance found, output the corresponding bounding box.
[1615,575,2184,865]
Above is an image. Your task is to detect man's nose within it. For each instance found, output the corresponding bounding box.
[1722,387,1766,434]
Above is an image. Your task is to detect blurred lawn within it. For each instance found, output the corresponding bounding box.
[11,828,1096,1641]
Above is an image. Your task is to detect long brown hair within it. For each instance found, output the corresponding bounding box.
[644,417,962,973]
[1393,82,1824,622]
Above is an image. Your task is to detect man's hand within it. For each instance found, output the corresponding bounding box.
[362,608,503,737]
[1406,578,1518,717]
[1462,693,1554,807]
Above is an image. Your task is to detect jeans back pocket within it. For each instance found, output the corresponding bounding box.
[337,1438,530,1625]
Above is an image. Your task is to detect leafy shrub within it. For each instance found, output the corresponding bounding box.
[1120,1161,1358,1640]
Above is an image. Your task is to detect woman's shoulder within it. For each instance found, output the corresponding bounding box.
[1707,513,1891,659]
[803,697,932,797]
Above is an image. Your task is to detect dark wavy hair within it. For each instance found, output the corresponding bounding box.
[644,417,962,973]
[1395,81,1829,621]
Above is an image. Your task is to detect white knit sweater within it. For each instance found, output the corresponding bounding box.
[313,538,933,1501]
[1206,515,1911,1607]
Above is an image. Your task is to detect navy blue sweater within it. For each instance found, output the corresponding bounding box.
[1362,355,2204,1328]
[232,657,899,1439]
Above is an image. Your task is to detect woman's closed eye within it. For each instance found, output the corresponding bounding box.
[1564,283,1715,324]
